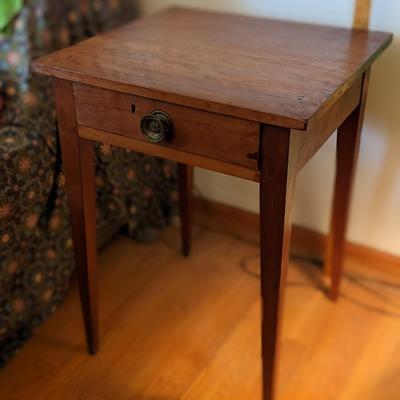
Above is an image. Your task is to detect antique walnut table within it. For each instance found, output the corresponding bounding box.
[33,7,392,400]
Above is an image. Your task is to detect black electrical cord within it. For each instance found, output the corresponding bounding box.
[183,189,400,319]
[240,254,400,319]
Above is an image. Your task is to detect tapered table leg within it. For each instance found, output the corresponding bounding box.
[178,163,193,257]
[259,125,297,400]
[326,69,370,301]
[53,79,98,354]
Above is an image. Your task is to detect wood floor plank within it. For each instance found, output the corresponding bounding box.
[44,228,260,400]
[0,234,178,399]
[1,227,399,400]
[181,301,262,400]
[340,316,400,400]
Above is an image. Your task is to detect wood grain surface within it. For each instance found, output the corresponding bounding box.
[78,126,260,181]
[74,83,260,169]
[52,79,98,354]
[27,7,394,400]
[1,228,399,400]
[32,7,392,129]
[326,69,371,301]
[259,125,298,399]
[178,163,193,257]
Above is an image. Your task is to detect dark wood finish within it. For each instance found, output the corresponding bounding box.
[78,137,98,353]
[33,8,392,400]
[33,8,391,129]
[53,79,98,354]
[259,125,299,400]
[78,126,260,182]
[295,75,363,171]
[74,83,260,169]
[178,163,193,257]
[326,69,371,301]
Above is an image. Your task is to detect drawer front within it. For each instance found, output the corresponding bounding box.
[73,84,260,169]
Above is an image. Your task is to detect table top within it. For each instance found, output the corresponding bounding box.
[33,7,392,130]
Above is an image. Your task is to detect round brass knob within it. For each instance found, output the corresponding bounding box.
[140,110,173,143]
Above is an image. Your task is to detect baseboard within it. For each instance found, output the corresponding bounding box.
[194,197,400,274]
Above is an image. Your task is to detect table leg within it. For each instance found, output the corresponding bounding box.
[326,69,370,301]
[178,163,193,257]
[259,125,297,400]
[53,79,99,354]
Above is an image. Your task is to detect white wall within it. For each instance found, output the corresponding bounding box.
[140,0,400,256]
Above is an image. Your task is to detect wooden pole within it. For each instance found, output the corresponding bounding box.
[353,0,372,29]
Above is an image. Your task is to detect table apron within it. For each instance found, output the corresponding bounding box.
[78,125,260,182]
[74,83,260,171]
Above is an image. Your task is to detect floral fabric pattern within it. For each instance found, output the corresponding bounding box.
[0,0,178,366]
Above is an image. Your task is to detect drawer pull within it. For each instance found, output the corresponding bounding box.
[140,110,173,143]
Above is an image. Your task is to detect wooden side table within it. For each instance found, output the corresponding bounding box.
[33,8,391,400]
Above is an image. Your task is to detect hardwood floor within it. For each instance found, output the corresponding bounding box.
[1,226,399,399]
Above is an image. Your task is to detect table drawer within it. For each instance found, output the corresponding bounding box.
[73,84,260,169]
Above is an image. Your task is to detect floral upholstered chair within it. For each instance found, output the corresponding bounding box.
[0,0,178,366]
